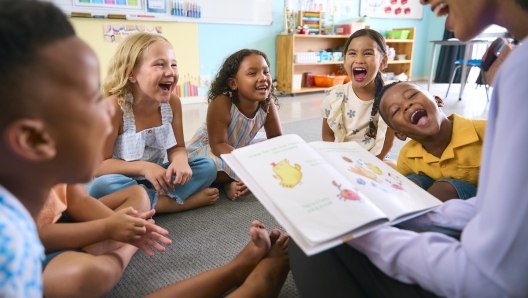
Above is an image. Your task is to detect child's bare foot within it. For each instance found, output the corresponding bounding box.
[264,233,290,298]
[229,221,279,284]
[184,187,219,208]
[227,230,290,298]
[154,188,219,213]
[224,181,252,201]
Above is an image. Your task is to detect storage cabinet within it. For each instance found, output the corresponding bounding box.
[384,27,415,80]
[275,27,415,94]
[276,34,349,94]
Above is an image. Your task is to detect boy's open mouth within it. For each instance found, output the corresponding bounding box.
[410,109,428,125]
[353,68,367,82]
[159,82,172,92]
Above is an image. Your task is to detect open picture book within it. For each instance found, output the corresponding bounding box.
[222,134,443,256]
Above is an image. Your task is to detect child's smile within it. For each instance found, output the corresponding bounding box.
[158,82,173,93]
[130,41,178,103]
[343,36,386,88]
[352,67,367,82]
[256,83,269,95]
[410,109,429,126]
[232,54,271,102]
[379,82,445,139]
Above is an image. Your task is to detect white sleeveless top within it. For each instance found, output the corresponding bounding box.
[112,94,177,168]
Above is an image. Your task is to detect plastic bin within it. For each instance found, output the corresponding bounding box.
[386,30,410,40]
[313,75,346,87]
[319,51,331,62]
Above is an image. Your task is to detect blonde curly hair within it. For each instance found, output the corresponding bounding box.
[102,32,171,112]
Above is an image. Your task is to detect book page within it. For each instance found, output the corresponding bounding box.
[228,134,387,246]
[309,141,442,222]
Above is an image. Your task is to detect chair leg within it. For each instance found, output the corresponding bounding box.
[446,65,461,98]
[480,69,490,101]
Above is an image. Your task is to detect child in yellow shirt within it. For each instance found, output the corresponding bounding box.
[376,81,486,202]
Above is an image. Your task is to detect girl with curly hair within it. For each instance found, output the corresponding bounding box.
[88,32,219,213]
[187,49,282,200]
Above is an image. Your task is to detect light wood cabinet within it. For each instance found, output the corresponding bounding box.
[384,27,415,80]
[275,27,415,94]
[276,34,349,94]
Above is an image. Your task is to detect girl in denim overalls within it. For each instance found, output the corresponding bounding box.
[88,33,218,213]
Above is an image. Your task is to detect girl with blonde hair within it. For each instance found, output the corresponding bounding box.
[89,32,219,213]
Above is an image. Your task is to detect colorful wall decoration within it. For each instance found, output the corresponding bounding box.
[75,0,141,10]
[360,0,423,19]
[103,23,162,43]
[173,75,200,97]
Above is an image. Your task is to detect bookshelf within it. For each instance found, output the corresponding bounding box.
[385,27,416,79]
[275,28,415,94]
[276,34,349,94]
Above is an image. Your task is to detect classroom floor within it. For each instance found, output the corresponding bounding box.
[182,79,491,142]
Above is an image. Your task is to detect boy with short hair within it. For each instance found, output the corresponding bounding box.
[0,1,290,297]
[376,81,486,202]
[0,0,169,296]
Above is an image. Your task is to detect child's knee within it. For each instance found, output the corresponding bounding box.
[191,157,217,181]
[58,256,122,296]
[123,185,151,212]
[88,174,136,198]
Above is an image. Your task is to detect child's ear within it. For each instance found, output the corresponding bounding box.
[228,78,237,91]
[128,71,137,83]
[4,119,56,161]
[380,54,389,71]
[434,95,444,107]
[394,131,408,141]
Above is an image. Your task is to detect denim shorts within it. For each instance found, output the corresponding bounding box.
[406,173,476,200]
[42,213,85,270]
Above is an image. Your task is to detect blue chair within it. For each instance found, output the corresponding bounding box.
[446,59,489,100]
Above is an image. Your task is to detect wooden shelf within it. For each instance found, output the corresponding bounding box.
[293,61,343,66]
[385,28,416,79]
[384,39,414,43]
[276,34,349,94]
[387,60,412,64]
[292,34,349,39]
[276,28,415,94]
[293,87,329,93]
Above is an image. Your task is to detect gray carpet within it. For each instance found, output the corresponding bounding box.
[105,117,323,298]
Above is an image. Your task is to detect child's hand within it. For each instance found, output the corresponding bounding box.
[129,209,172,256]
[144,162,174,195]
[104,207,148,243]
[166,161,193,186]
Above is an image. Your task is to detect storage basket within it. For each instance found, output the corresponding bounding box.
[313,75,346,87]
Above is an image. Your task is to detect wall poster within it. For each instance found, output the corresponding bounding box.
[360,0,423,19]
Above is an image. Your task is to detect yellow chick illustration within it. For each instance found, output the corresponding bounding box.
[366,163,382,175]
[271,159,302,188]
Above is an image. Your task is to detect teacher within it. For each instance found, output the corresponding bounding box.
[289,0,528,297]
